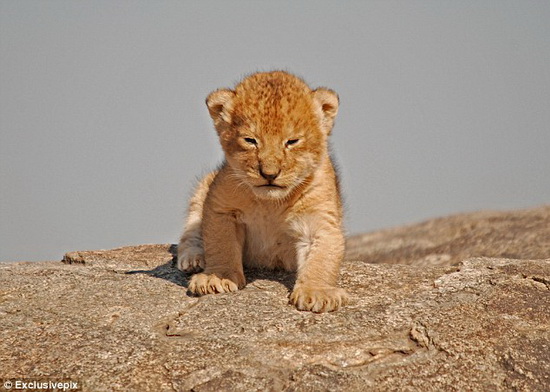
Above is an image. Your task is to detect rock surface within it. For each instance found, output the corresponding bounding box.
[345,205,550,266]
[1,206,549,391]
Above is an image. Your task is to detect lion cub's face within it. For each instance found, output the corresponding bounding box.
[206,71,338,200]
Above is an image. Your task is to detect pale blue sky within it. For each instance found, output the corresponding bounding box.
[1,1,549,261]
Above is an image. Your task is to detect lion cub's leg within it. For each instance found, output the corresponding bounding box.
[188,210,246,295]
[176,172,217,273]
[289,216,349,312]
[176,221,204,273]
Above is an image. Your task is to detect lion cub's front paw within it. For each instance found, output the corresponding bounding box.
[176,246,205,273]
[289,285,348,313]
[188,273,244,296]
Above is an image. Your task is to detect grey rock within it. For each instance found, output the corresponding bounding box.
[1,206,549,391]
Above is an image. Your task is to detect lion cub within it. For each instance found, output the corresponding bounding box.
[177,71,348,312]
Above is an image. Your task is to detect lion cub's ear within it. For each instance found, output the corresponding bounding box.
[313,88,339,134]
[206,89,235,127]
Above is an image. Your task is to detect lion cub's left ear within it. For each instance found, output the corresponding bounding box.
[313,88,339,134]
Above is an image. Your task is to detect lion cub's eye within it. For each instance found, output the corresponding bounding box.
[286,139,300,147]
[244,137,257,145]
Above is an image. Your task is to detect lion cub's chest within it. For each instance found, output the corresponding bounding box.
[240,206,297,271]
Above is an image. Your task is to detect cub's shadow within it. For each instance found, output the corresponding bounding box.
[125,245,189,288]
[125,244,295,294]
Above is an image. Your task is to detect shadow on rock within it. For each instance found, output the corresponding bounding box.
[245,268,296,292]
[117,244,297,293]
[126,245,189,288]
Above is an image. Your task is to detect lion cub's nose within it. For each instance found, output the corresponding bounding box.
[260,167,280,181]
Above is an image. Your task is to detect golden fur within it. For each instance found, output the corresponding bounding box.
[177,71,348,312]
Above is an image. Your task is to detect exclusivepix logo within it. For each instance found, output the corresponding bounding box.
[2,379,80,391]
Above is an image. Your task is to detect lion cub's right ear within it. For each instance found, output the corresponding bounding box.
[206,89,235,127]
[312,88,339,135]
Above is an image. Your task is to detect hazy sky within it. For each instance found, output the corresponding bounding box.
[1,1,549,262]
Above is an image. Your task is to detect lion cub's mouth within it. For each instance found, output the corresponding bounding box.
[257,184,285,189]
